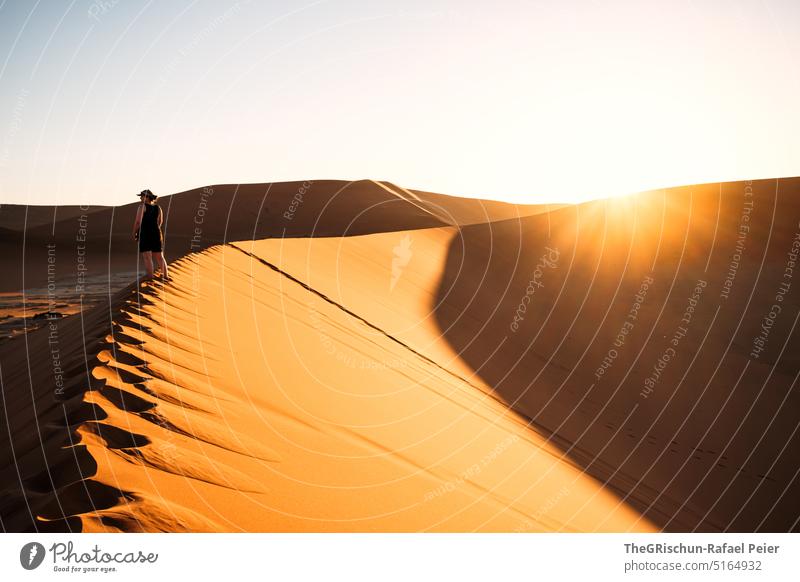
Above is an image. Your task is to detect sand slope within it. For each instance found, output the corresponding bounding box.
[0,238,648,532]
[433,178,800,531]
[2,177,798,532]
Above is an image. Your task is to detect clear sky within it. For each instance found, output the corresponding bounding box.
[1,0,799,206]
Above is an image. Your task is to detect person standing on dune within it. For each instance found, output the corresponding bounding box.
[132,189,169,280]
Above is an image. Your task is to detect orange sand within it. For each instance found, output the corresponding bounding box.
[2,177,798,532]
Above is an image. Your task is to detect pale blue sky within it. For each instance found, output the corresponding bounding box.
[1,0,799,205]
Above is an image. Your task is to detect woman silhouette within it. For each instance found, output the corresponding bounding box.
[132,189,169,280]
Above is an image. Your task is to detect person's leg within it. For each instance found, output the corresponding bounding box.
[142,251,154,278]
[156,252,169,279]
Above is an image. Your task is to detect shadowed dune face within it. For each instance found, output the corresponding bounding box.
[433,178,800,531]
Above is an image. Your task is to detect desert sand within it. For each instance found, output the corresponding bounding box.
[1,178,798,532]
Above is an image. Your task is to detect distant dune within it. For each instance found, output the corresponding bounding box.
[0,180,548,293]
[0,180,547,341]
[0,178,798,532]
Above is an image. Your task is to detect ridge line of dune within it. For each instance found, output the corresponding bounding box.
[226,242,509,403]
[369,180,454,226]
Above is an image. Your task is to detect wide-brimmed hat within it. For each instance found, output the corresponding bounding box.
[138,189,157,201]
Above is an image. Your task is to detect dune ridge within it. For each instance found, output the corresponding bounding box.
[0,180,549,341]
[2,177,799,532]
[1,237,651,532]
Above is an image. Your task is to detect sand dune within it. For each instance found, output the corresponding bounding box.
[1,177,798,532]
[0,179,547,293]
[0,242,647,532]
[433,178,800,531]
[0,180,547,341]
[0,204,108,232]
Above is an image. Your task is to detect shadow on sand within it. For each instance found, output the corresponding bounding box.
[433,178,800,532]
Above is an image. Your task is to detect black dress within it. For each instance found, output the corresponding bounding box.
[138,204,163,253]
